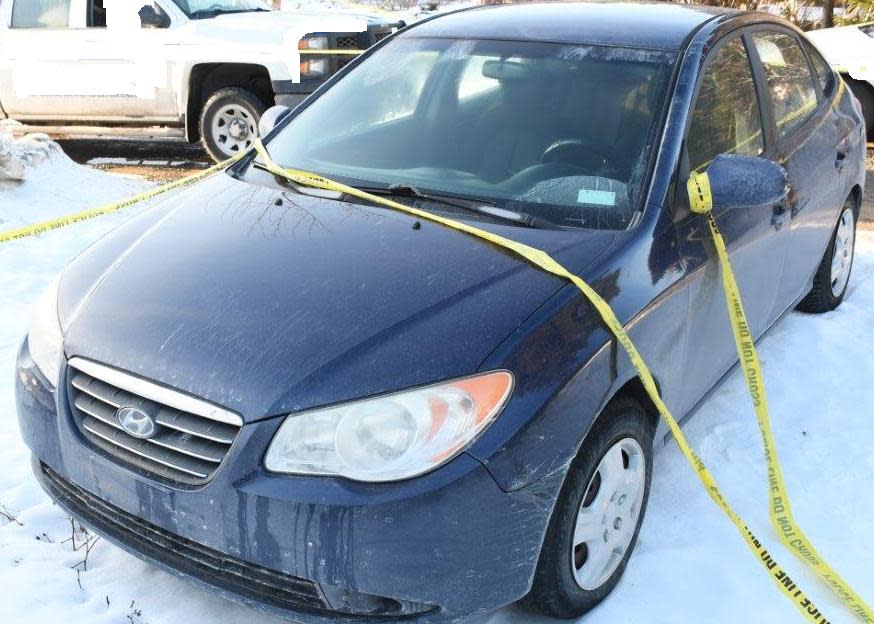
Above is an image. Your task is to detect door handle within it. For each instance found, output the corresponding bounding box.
[835,136,851,168]
[771,202,787,230]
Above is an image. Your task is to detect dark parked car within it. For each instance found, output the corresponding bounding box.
[16,3,863,622]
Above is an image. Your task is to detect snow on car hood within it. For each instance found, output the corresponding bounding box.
[58,172,614,422]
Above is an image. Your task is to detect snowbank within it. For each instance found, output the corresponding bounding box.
[0,146,872,623]
[0,132,58,182]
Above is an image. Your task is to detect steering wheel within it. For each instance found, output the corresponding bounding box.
[541,139,613,175]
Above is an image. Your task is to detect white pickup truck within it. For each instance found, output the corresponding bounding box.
[0,0,400,161]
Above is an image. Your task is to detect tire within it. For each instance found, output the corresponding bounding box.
[797,199,857,314]
[199,87,266,163]
[523,396,654,619]
[845,77,874,141]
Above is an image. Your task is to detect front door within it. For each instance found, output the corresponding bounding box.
[674,33,791,414]
[74,0,178,119]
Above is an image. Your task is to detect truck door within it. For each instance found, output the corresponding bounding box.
[73,0,178,119]
[0,0,177,120]
[0,0,82,118]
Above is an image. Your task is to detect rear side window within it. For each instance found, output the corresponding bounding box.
[753,31,818,139]
[805,40,834,96]
[687,37,764,172]
[11,0,71,28]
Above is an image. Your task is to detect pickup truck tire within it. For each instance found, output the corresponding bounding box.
[200,87,266,162]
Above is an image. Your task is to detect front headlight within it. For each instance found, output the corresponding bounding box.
[27,276,63,386]
[298,35,329,50]
[299,58,329,78]
[265,371,513,482]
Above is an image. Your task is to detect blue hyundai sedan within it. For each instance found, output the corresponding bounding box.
[16,3,863,621]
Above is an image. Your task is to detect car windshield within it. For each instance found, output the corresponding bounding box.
[263,37,675,230]
[171,0,270,16]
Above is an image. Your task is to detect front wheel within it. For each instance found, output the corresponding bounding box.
[200,87,266,163]
[797,200,856,313]
[523,396,654,619]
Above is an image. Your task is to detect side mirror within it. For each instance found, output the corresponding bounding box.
[139,5,170,28]
[688,154,788,214]
[258,105,292,138]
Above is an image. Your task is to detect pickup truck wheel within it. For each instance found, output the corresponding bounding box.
[200,87,266,163]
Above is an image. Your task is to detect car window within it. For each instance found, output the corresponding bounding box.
[11,0,71,28]
[687,37,764,172]
[352,49,441,126]
[753,31,818,139]
[87,0,106,27]
[264,38,675,230]
[457,55,501,101]
[804,40,834,96]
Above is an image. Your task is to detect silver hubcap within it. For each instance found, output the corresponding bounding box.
[571,438,646,591]
[211,104,257,156]
[830,207,855,297]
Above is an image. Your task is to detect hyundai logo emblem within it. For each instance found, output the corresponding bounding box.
[116,406,158,439]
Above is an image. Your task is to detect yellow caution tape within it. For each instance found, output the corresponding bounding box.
[254,138,871,623]
[0,153,246,245]
[689,171,873,623]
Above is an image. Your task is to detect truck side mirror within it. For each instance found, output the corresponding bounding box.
[139,5,170,28]
[258,105,292,138]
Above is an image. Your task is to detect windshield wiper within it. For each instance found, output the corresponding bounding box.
[357,184,551,228]
[249,163,553,228]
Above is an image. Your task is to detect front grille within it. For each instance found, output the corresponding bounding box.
[335,34,359,49]
[373,30,392,43]
[67,358,242,486]
[39,465,329,614]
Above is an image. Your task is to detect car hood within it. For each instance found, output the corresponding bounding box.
[59,172,614,422]
[190,10,387,44]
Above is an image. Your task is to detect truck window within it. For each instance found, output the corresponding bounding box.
[88,0,107,28]
[11,0,72,28]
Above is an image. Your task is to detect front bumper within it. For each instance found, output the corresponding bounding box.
[16,341,561,622]
[272,79,325,110]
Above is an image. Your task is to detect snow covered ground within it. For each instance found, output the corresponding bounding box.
[0,142,872,624]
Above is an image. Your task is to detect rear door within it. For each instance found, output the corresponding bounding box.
[0,0,80,118]
[748,28,858,315]
[674,32,791,414]
[0,0,178,120]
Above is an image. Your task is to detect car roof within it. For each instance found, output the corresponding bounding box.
[403,2,736,51]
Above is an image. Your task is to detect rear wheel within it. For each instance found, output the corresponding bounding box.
[200,87,265,163]
[523,397,654,619]
[797,201,856,313]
